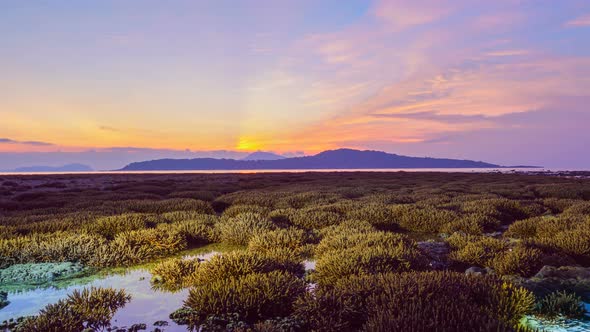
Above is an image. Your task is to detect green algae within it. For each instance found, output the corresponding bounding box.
[0,262,88,286]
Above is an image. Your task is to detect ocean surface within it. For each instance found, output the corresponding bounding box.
[1,167,580,176]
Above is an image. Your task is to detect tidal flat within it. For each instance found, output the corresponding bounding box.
[1,172,589,331]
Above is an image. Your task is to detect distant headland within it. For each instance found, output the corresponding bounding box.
[120,148,539,171]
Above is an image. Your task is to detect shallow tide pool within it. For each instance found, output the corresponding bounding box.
[1,269,188,331]
[0,247,231,331]
[0,247,315,331]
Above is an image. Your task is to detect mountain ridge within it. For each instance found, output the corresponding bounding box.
[120,148,534,171]
[3,163,93,173]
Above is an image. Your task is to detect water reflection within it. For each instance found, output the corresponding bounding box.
[0,250,224,331]
[1,249,313,331]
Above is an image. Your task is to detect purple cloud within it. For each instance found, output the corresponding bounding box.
[0,138,54,146]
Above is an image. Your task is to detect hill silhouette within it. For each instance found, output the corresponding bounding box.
[120,148,508,171]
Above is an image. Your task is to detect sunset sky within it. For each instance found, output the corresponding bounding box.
[1,0,590,169]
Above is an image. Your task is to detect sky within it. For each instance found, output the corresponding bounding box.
[1,0,590,170]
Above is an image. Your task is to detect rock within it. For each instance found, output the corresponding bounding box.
[526,265,590,300]
[0,291,9,309]
[511,266,590,301]
[466,266,487,276]
[465,266,495,276]
[0,316,28,330]
[534,266,590,280]
[153,320,169,327]
[418,240,450,270]
[128,323,147,331]
[170,307,199,325]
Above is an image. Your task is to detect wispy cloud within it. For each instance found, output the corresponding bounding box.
[373,0,455,30]
[98,126,121,133]
[485,49,529,57]
[565,14,590,27]
[371,111,491,124]
[0,138,54,146]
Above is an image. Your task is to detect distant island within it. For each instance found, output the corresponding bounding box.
[120,149,535,171]
[2,163,93,173]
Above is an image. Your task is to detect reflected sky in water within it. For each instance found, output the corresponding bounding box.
[0,251,227,331]
[1,269,189,331]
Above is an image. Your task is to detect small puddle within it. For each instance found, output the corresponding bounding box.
[182,251,220,262]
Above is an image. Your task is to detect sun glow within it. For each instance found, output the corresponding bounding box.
[236,137,261,151]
